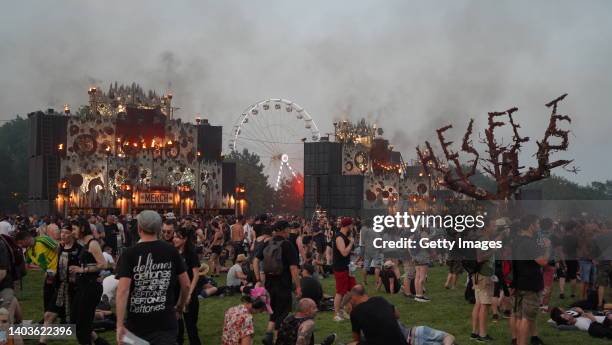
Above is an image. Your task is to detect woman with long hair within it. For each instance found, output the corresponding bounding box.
[69,218,108,345]
[173,227,202,345]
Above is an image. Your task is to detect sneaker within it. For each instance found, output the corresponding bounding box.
[470,333,479,340]
[414,295,431,302]
[333,314,344,322]
[476,335,493,342]
[530,336,545,345]
[403,292,415,299]
[511,339,517,345]
[492,314,499,322]
[321,333,337,345]
[503,310,512,319]
[340,310,350,319]
[559,293,565,299]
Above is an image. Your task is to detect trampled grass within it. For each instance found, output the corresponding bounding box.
[19,266,606,345]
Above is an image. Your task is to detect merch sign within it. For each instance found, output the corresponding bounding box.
[140,192,174,204]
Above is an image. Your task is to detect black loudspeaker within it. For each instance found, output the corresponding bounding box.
[304,142,342,176]
[222,161,236,196]
[304,175,329,209]
[197,124,222,162]
[329,175,363,210]
[28,155,60,200]
[28,110,68,157]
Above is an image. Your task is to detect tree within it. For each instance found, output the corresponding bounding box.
[0,116,29,212]
[272,174,304,215]
[224,149,274,215]
[417,94,575,200]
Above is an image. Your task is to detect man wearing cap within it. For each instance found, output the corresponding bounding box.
[254,220,301,345]
[333,217,356,322]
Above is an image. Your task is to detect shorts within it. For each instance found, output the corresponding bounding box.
[543,265,555,289]
[447,260,463,275]
[473,275,494,305]
[412,325,450,345]
[565,260,578,280]
[363,253,383,270]
[403,260,416,281]
[211,245,223,255]
[334,270,357,295]
[512,290,541,321]
[494,280,510,298]
[597,261,612,287]
[579,260,595,283]
[413,253,430,266]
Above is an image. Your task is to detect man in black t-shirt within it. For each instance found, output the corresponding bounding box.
[104,215,119,256]
[511,215,548,345]
[115,210,190,345]
[254,220,300,345]
[348,285,406,345]
[300,264,323,306]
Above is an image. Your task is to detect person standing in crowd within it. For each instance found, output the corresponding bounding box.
[69,218,108,345]
[470,218,496,343]
[300,264,323,307]
[16,229,58,313]
[0,215,11,236]
[103,215,118,256]
[360,218,382,288]
[230,216,245,263]
[39,225,82,345]
[559,221,578,299]
[162,219,176,244]
[243,216,255,254]
[116,210,190,345]
[173,227,202,345]
[511,215,548,345]
[332,217,356,321]
[275,298,336,345]
[221,289,270,345]
[209,221,224,277]
[254,220,301,345]
[411,228,431,303]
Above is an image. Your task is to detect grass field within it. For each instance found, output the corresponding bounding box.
[19,266,607,345]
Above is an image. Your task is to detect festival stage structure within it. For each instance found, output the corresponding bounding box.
[304,119,460,218]
[28,83,236,216]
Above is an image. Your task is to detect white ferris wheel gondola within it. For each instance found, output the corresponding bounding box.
[229,99,320,190]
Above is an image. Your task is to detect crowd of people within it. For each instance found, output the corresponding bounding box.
[0,210,611,345]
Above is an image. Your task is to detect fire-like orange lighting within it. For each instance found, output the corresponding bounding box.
[58,143,64,150]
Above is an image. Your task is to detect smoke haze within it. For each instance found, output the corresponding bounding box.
[1,0,611,183]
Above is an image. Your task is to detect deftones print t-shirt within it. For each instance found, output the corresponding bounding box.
[116,240,187,334]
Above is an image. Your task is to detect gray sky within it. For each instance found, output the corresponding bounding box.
[1,0,611,184]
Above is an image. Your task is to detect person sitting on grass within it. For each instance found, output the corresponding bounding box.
[379,260,401,294]
[300,264,323,307]
[226,254,249,294]
[348,285,456,345]
[275,298,336,345]
[221,288,271,345]
[195,263,219,298]
[0,307,23,345]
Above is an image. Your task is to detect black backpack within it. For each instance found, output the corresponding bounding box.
[263,238,285,276]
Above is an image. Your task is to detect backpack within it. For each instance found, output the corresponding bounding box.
[462,260,483,275]
[263,238,285,276]
[0,234,27,280]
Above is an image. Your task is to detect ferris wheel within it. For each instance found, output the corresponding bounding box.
[229,99,320,190]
